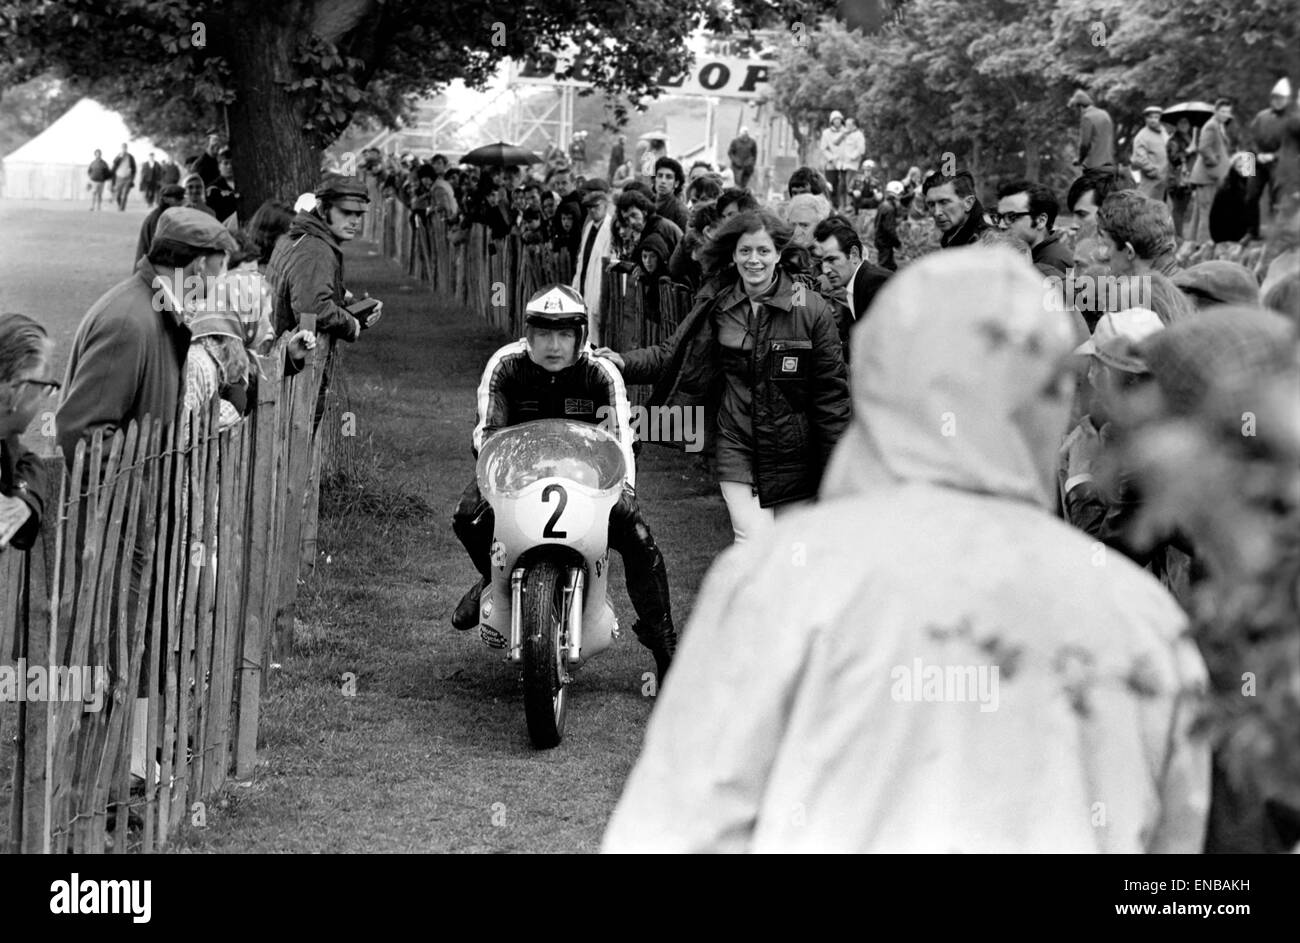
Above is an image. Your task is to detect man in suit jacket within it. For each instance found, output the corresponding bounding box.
[1188,99,1235,243]
[811,215,893,359]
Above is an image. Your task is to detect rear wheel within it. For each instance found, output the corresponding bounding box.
[521,559,572,748]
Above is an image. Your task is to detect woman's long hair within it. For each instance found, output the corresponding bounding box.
[698,209,793,283]
[244,200,295,266]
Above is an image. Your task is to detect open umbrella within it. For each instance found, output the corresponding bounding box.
[1160,101,1215,129]
[460,142,542,167]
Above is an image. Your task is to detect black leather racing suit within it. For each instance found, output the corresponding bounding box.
[452,340,674,655]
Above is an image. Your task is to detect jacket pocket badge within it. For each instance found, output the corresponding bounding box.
[769,339,812,380]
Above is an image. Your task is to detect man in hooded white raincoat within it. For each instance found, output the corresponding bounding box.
[602,247,1210,853]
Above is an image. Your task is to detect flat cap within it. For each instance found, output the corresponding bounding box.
[314,174,370,208]
[152,207,238,255]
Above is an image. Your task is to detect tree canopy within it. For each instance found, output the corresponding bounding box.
[770,0,1298,193]
[0,0,835,210]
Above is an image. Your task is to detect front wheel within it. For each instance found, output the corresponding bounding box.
[521,559,572,748]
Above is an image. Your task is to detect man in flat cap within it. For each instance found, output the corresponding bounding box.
[1131,106,1170,201]
[267,173,383,342]
[58,206,239,461]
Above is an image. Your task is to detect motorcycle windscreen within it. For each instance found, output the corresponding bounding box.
[478,419,627,498]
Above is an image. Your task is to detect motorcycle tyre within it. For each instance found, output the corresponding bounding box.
[522,559,571,748]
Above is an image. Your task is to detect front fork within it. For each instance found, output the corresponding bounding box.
[507,565,585,670]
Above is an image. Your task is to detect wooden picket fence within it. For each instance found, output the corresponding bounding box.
[376,198,692,407]
[0,335,340,853]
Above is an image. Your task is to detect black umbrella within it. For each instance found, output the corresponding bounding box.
[459,142,542,167]
[1160,101,1215,129]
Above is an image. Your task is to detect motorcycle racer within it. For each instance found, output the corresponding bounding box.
[451,284,677,680]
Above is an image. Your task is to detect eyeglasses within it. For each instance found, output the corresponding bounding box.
[14,378,61,399]
[990,211,1033,226]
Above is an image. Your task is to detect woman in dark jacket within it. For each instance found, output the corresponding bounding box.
[0,314,55,554]
[594,209,851,543]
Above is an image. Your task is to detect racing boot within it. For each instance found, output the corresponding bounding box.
[452,576,488,631]
[633,617,677,684]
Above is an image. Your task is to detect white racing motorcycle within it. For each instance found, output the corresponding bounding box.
[474,418,625,748]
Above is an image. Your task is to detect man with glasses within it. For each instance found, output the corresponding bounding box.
[993,180,1071,277]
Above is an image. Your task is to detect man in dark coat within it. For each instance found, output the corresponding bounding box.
[607,133,626,182]
[616,189,683,269]
[728,128,758,189]
[652,157,690,232]
[159,158,182,186]
[266,175,383,341]
[139,152,162,206]
[812,215,893,357]
[1068,89,1116,175]
[874,181,903,270]
[191,132,223,186]
[1247,77,1299,234]
[57,208,239,461]
[995,179,1072,277]
[205,151,239,222]
[87,149,111,211]
[923,171,990,249]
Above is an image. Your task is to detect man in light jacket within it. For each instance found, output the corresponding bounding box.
[571,179,614,346]
[1131,106,1170,201]
[1188,98,1235,243]
[602,246,1210,853]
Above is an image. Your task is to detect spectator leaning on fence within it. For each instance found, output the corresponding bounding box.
[0,313,56,554]
[56,208,239,463]
[266,174,383,341]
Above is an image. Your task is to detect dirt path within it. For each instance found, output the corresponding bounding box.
[165,237,732,852]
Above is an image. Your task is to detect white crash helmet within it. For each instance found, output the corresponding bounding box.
[524,284,589,348]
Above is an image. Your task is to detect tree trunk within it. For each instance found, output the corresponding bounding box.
[223,8,322,220]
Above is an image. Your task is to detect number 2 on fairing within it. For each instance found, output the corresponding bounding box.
[542,483,568,538]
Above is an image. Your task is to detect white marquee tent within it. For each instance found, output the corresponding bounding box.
[1,98,170,200]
